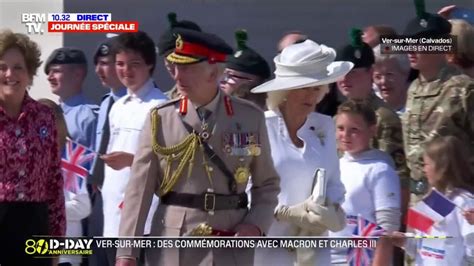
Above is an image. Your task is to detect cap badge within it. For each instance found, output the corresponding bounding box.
[175,34,184,51]
[99,44,109,55]
[56,51,66,61]
[354,49,361,59]
[234,50,243,58]
[419,19,428,28]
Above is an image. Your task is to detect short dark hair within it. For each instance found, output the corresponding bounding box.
[337,99,377,126]
[113,31,156,74]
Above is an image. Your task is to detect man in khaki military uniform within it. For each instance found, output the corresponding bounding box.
[115,29,280,266]
[402,2,474,202]
[335,28,410,209]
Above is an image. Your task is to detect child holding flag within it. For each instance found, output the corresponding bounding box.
[330,100,401,265]
[39,99,92,266]
[393,136,474,265]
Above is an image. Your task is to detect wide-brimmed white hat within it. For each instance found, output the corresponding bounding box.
[251,39,354,93]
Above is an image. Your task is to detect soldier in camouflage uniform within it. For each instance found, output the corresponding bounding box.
[336,29,410,210]
[402,0,474,203]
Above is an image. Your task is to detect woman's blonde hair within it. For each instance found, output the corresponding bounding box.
[449,19,474,69]
[266,84,329,111]
[0,29,42,79]
[424,135,474,194]
[37,98,68,151]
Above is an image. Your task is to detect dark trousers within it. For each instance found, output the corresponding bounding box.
[0,202,51,266]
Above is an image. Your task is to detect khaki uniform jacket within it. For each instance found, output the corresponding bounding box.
[368,94,410,188]
[403,66,474,199]
[116,92,280,265]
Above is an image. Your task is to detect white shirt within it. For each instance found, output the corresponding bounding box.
[405,189,474,266]
[102,79,168,237]
[254,110,345,266]
[60,187,91,265]
[330,149,401,264]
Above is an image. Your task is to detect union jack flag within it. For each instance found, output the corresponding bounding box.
[61,138,96,193]
[347,215,385,266]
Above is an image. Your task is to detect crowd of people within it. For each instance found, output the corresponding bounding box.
[0,1,474,266]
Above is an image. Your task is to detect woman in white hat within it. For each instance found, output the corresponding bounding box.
[252,39,353,265]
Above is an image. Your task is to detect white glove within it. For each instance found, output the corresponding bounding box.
[275,197,327,234]
[309,201,346,232]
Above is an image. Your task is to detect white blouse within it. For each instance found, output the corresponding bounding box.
[254,110,345,266]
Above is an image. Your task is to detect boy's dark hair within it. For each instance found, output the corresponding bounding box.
[113,31,156,74]
[337,99,377,126]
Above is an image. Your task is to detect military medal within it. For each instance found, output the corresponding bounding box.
[224,96,234,116]
[234,166,250,184]
[190,223,213,236]
[248,144,261,156]
[179,96,188,115]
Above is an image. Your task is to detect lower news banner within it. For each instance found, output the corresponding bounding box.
[24,236,378,257]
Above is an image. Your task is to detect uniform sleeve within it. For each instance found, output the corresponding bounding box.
[243,112,280,234]
[376,113,410,189]
[368,163,401,211]
[47,119,66,236]
[117,111,160,258]
[65,190,91,221]
[325,118,345,204]
[83,108,98,150]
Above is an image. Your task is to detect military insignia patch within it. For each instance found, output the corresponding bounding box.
[234,50,243,58]
[354,49,361,59]
[419,19,428,28]
[176,34,184,50]
[56,51,65,61]
[99,44,109,56]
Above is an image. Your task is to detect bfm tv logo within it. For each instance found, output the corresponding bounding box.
[25,238,93,255]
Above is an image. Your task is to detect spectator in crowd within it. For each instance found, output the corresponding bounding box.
[330,100,401,266]
[372,45,410,116]
[88,36,127,266]
[362,25,397,48]
[45,47,99,149]
[39,98,91,266]
[101,31,168,265]
[392,136,474,265]
[447,19,474,78]
[0,29,65,266]
[221,29,271,109]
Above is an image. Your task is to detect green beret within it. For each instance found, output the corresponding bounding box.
[336,28,374,68]
[157,12,202,56]
[226,30,271,80]
[44,47,87,74]
[403,0,451,37]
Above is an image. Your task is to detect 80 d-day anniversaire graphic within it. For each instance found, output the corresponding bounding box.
[21,12,138,34]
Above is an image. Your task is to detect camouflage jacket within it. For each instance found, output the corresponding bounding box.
[403,66,474,184]
[368,94,410,188]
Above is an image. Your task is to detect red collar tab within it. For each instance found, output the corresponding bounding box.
[179,96,188,116]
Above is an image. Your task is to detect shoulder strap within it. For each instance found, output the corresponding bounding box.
[179,116,237,193]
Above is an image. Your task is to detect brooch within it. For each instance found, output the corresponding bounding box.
[39,126,49,139]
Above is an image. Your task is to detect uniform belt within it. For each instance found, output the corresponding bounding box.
[409,178,428,195]
[161,192,248,212]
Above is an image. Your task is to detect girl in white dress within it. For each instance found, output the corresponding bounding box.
[252,39,354,266]
[392,136,474,265]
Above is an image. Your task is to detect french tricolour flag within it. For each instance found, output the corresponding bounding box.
[407,189,456,233]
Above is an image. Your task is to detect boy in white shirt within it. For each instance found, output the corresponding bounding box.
[330,100,401,265]
[100,31,168,265]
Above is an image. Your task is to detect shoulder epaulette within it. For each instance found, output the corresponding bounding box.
[154,98,180,110]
